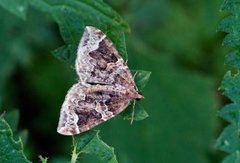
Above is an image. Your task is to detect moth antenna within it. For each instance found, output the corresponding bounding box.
[133,71,137,79]
[133,71,139,92]
[131,100,136,124]
[125,59,128,64]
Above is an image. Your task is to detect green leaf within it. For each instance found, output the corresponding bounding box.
[218,16,240,47]
[218,103,240,124]
[119,70,151,121]
[122,103,149,121]
[217,0,240,162]
[225,51,240,69]
[132,70,151,91]
[218,16,240,34]
[217,72,240,162]
[221,71,240,104]
[0,0,28,19]
[216,124,240,153]
[4,110,19,132]
[223,151,240,163]
[29,0,129,31]
[221,0,240,13]
[72,130,118,163]
[29,0,129,62]
[52,45,77,68]
[0,118,30,163]
[51,7,84,46]
[75,0,129,30]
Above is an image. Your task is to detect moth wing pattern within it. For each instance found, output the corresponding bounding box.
[57,26,143,135]
[75,26,136,89]
[57,83,131,135]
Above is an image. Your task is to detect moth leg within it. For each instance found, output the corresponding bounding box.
[131,100,136,124]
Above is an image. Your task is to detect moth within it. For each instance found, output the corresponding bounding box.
[57,26,143,135]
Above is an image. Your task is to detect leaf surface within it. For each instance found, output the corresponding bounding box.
[0,118,30,163]
[0,0,28,19]
[217,0,240,162]
[73,130,118,163]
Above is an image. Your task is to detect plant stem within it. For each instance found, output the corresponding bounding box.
[71,146,79,163]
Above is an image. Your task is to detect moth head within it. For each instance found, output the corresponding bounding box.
[136,92,144,101]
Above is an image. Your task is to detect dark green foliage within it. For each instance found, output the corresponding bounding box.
[29,0,129,61]
[225,52,240,69]
[122,103,149,121]
[0,118,30,163]
[0,0,28,19]
[131,70,151,91]
[0,0,150,162]
[216,0,240,162]
[72,130,117,163]
[0,0,226,163]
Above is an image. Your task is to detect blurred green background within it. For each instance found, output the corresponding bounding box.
[0,0,228,162]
